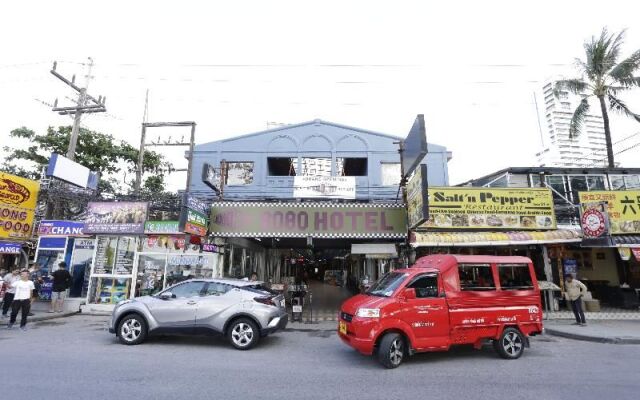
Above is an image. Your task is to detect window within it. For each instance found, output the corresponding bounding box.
[569,175,588,204]
[336,157,367,176]
[586,175,605,190]
[225,162,254,185]
[558,91,569,100]
[367,272,409,297]
[167,281,205,298]
[498,264,533,290]
[267,157,296,176]
[458,264,495,290]
[301,157,332,177]
[546,175,569,204]
[408,274,439,298]
[204,282,231,296]
[381,163,401,186]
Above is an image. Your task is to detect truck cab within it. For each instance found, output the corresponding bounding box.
[338,255,543,368]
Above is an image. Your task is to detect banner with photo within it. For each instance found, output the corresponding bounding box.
[84,202,148,234]
[579,190,640,234]
[420,187,556,230]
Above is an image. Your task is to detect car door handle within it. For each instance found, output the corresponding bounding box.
[186,300,197,305]
[425,306,442,311]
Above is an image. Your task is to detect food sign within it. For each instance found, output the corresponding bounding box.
[0,172,40,240]
[579,191,640,234]
[421,187,556,230]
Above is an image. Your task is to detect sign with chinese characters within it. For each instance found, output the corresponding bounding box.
[84,202,148,234]
[579,191,640,234]
[406,164,429,228]
[293,176,356,199]
[0,172,40,240]
[210,202,407,238]
[38,220,86,237]
[420,187,556,230]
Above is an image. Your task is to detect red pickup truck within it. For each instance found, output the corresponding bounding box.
[338,255,543,368]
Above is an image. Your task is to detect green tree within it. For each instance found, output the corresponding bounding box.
[555,28,640,168]
[2,125,171,194]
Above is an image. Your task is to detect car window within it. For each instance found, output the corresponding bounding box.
[367,272,409,297]
[204,282,231,296]
[168,282,205,298]
[498,264,534,290]
[408,274,439,298]
[458,263,496,291]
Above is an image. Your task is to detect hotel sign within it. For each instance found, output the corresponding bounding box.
[210,202,407,238]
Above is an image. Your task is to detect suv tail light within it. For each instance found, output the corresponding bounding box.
[254,296,277,307]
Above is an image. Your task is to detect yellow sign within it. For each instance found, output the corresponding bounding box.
[421,187,556,230]
[0,172,39,240]
[579,190,640,234]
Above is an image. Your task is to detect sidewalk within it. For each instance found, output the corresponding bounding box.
[0,300,78,326]
[544,320,640,344]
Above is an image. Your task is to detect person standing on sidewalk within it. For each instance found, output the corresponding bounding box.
[7,269,35,331]
[2,268,20,318]
[50,262,72,313]
[565,274,588,326]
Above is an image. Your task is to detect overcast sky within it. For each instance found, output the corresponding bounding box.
[2,0,640,190]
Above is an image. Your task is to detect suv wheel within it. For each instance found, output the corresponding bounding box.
[117,314,147,345]
[495,327,525,359]
[377,333,405,369]
[228,318,259,350]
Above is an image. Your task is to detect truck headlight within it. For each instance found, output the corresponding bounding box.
[356,308,380,318]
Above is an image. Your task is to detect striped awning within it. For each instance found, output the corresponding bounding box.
[411,229,582,247]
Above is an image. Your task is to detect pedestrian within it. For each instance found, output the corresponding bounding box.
[50,262,72,313]
[250,272,258,281]
[2,268,20,318]
[7,269,35,331]
[564,273,588,326]
[28,262,43,316]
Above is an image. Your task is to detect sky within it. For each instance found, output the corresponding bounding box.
[1,0,640,191]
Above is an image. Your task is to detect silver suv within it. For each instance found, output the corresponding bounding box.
[108,278,288,350]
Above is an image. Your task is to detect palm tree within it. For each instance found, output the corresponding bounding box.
[554,28,640,168]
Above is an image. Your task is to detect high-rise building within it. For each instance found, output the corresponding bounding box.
[535,80,607,167]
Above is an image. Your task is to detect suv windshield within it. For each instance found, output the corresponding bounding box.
[367,272,408,297]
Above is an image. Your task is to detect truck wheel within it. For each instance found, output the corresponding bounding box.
[117,314,147,345]
[228,318,260,350]
[495,327,525,359]
[377,333,406,369]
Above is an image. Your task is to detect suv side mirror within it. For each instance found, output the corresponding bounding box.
[160,291,173,300]
[402,288,417,300]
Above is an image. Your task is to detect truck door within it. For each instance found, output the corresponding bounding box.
[403,273,450,349]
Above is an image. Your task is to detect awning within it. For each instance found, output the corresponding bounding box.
[351,243,398,259]
[411,229,582,247]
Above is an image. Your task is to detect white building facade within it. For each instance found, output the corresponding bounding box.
[535,80,608,167]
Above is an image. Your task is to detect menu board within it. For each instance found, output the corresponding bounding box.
[93,236,117,274]
[114,237,136,274]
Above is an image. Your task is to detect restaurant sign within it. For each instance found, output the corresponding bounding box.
[0,172,40,240]
[579,191,640,234]
[210,202,407,238]
[420,187,556,230]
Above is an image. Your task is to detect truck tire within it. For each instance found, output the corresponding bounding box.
[228,318,260,350]
[494,327,525,359]
[377,333,406,369]
[117,314,147,345]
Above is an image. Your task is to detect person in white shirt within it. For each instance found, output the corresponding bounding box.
[564,274,588,326]
[2,268,20,318]
[7,270,35,331]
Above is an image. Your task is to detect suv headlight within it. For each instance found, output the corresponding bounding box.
[356,308,380,318]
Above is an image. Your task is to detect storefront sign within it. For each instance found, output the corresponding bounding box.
[579,191,640,234]
[210,202,407,238]
[168,254,209,266]
[38,236,67,249]
[293,176,356,199]
[37,220,85,236]
[144,220,180,234]
[0,241,21,254]
[179,195,209,236]
[421,187,556,230]
[142,235,201,253]
[184,194,210,215]
[202,243,221,253]
[563,259,578,275]
[46,153,99,189]
[407,164,429,228]
[580,205,609,238]
[84,202,148,234]
[0,172,39,240]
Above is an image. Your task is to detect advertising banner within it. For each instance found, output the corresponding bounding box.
[421,187,556,230]
[407,164,429,228]
[293,176,356,199]
[144,220,180,234]
[0,172,40,240]
[579,191,640,234]
[402,114,427,178]
[37,220,85,237]
[210,202,407,238]
[0,241,21,254]
[84,202,148,234]
[142,235,201,253]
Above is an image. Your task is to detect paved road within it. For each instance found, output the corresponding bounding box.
[1,315,638,400]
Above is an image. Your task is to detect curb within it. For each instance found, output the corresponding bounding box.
[0,311,79,326]
[544,328,640,345]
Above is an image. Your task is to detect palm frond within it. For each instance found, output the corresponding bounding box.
[554,79,589,97]
[585,28,624,78]
[610,49,640,87]
[608,94,640,123]
[569,98,590,138]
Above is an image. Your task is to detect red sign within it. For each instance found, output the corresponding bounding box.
[581,208,607,238]
[185,222,207,236]
[631,248,640,262]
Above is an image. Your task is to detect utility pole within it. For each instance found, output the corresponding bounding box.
[50,58,106,161]
[135,90,150,193]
